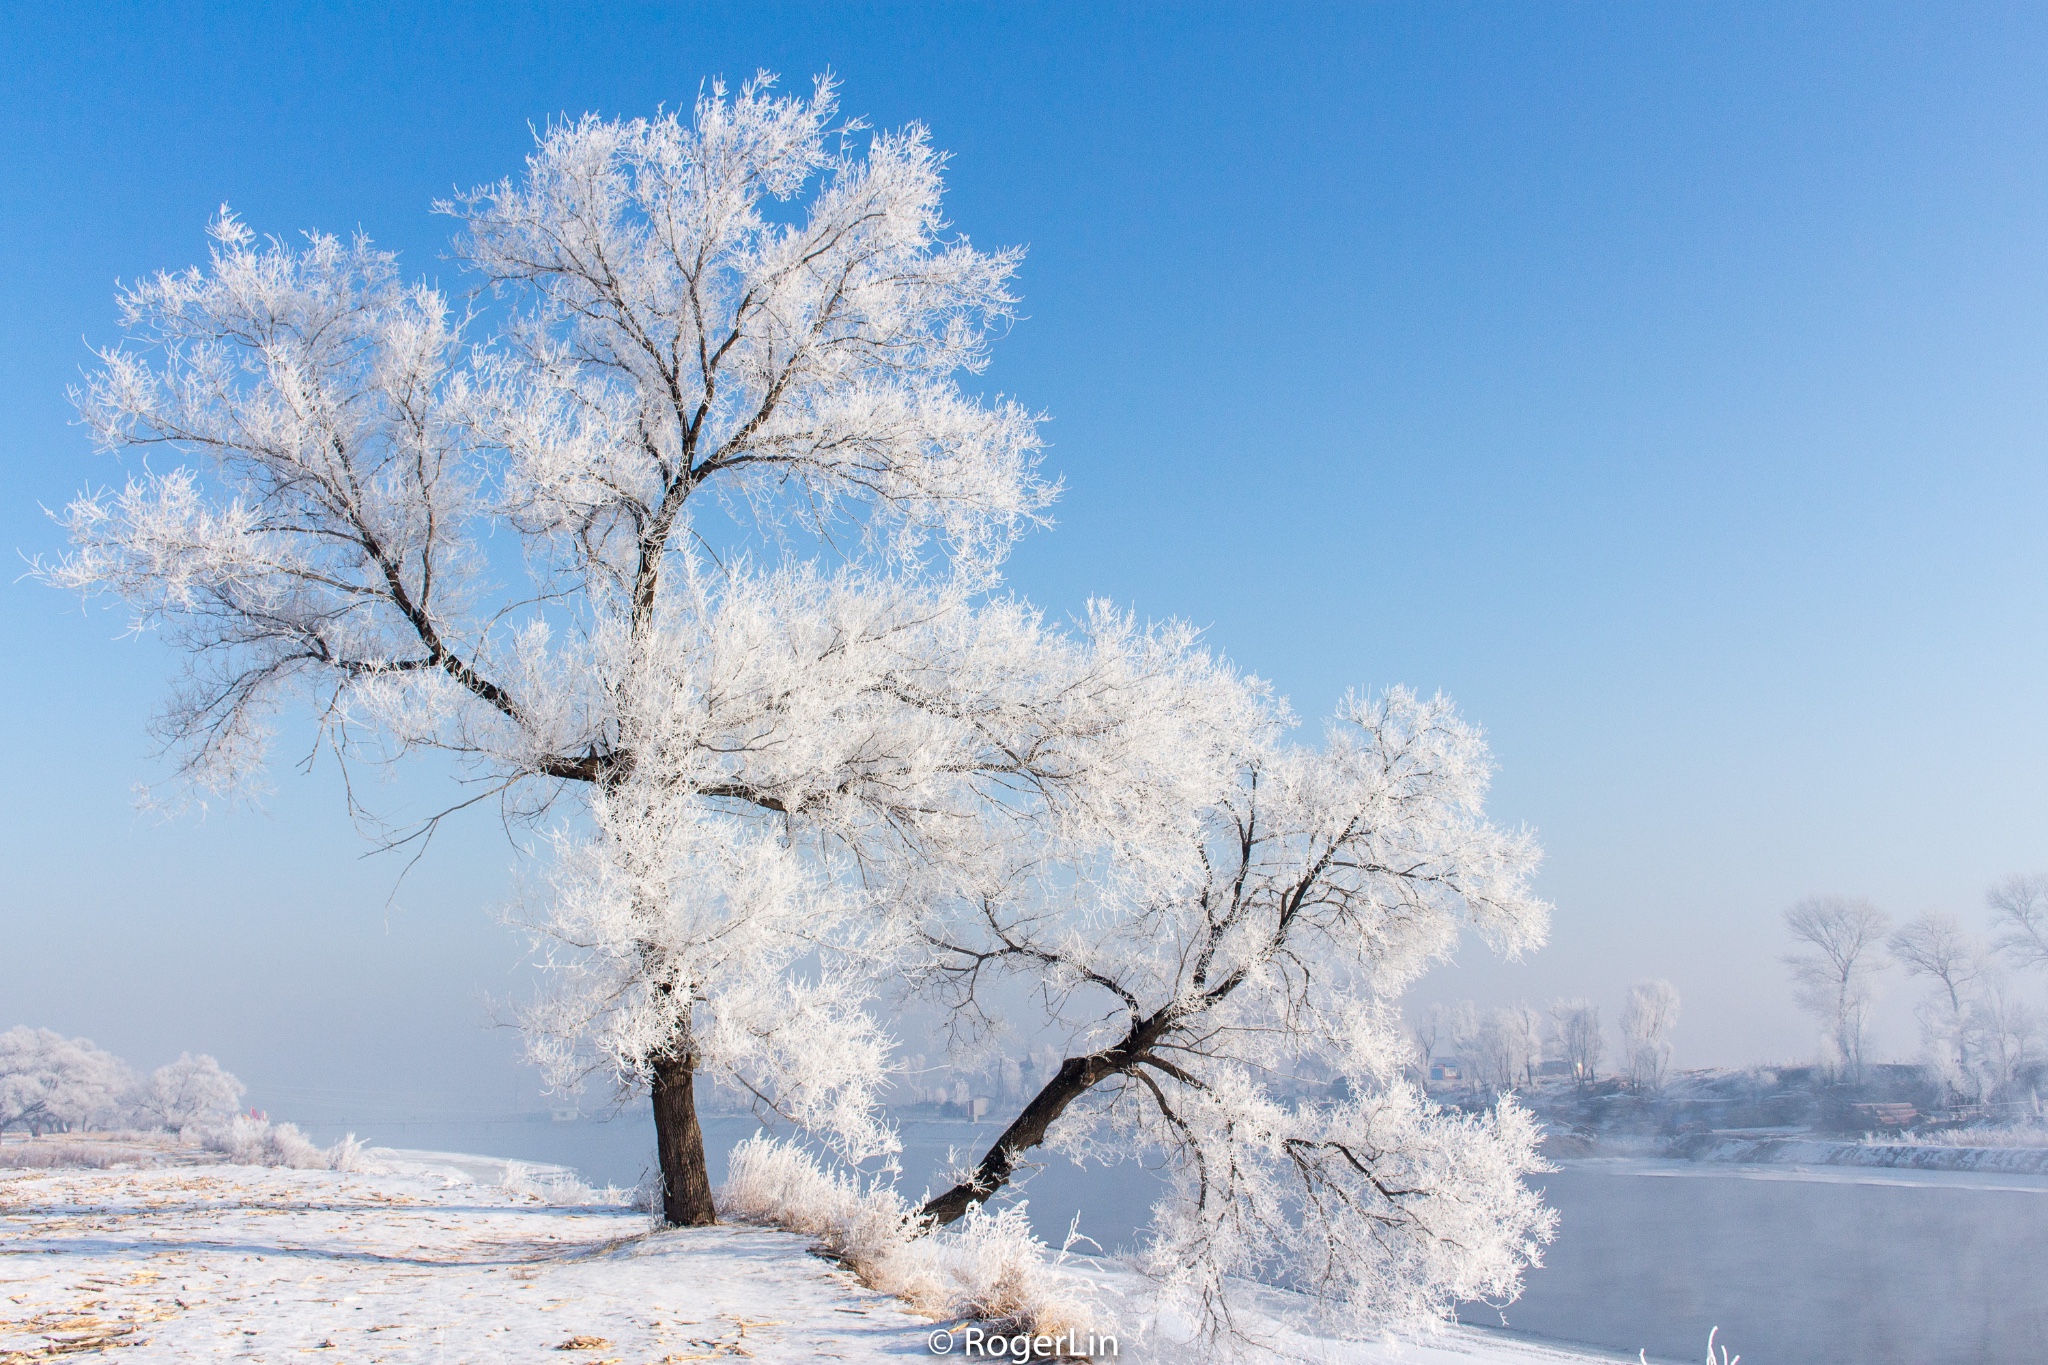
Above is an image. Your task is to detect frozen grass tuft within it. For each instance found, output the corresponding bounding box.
[1644,1326,1740,1365]
[325,1132,371,1172]
[717,1134,1106,1338]
[498,1160,632,1207]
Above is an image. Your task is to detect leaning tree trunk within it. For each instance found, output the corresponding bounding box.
[919,1047,1132,1227]
[651,1048,718,1226]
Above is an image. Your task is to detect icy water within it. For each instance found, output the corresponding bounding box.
[303,1114,2048,1365]
[1479,1158,2048,1364]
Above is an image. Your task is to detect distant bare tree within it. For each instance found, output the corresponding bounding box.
[1444,1000,1482,1095]
[1469,1009,1519,1092]
[1549,998,1603,1089]
[1620,980,1680,1093]
[1889,913,1986,1102]
[1411,1005,1445,1083]
[1784,895,1890,1084]
[1972,984,2040,1100]
[1989,874,2048,969]
[1510,1005,1545,1088]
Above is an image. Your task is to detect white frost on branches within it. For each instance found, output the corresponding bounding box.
[1783,896,1888,1083]
[513,568,1259,1156]
[1619,980,1680,1094]
[919,687,1556,1343]
[39,72,1047,808]
[41,71,1569,1332]
[40,76,1055,1163]
[0,1028,134,1136]
[133,1053,249,1132]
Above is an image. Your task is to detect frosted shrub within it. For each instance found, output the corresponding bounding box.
[326,1132,371,1173]
[717,1136,1104,1337]
[204,1116,362,1170]
[719,1134,916,1271]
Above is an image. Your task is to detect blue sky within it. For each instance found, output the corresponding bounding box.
[4,3,2046,1105]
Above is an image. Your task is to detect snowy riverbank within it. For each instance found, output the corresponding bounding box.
[1665,1131,2048,1173]
[0,1141,1624,1364]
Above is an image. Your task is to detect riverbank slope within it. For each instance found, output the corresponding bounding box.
[0,1146,1622,1364]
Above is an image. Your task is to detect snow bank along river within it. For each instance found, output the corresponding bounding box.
[1,1146,1616,1364]
[305,1115,2048,1364]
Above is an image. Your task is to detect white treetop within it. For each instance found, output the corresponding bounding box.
[916,687,1555,1341]
[43,73,1047,802]
[134,1052,249,1132]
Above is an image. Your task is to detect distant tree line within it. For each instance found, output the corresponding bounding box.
[1783,873,2048,1101]
[0,1027,245,1136]
[1410,870,2048,1107]
[1415,981,1682,1098]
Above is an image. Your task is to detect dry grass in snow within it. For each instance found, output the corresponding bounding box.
[0,1140,938,1363]
[1,1134,1617,1364]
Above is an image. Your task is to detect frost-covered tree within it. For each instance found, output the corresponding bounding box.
[1469,1007,1540,1092]
[1465,1011,1517,1093]
[1888,913,1986,1103]
[1989,873,2048,969]
[913,687,1557,1343]
[516,589,1237,1175]
[0,1028,133,1135]
[134,1053,248,1131]
[1509,1004,1544,1088]
[1619,980,1679,1094]
[1783,895,1889,1084]
[1548,998,1602,1089]
[1971,984,2040,1100]
[38,75,1058,1225]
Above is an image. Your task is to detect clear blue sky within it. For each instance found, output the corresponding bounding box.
[4,3,2045,1107]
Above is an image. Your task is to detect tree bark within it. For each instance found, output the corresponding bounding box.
[918,1051,1123,1228]
[651,1049,718,1227]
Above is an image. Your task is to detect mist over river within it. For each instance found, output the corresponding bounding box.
[304,1113,2048,1364]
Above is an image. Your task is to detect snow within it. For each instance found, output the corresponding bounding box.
[1,1145,1618,1364]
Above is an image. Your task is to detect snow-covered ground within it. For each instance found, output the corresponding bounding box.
[0,1143,1621,1364]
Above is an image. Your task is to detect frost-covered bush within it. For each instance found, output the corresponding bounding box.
[0,1027,134,1135]
[202,1115,362,1170]
[133,1052,246,1131]
[718,1135,1103,1338]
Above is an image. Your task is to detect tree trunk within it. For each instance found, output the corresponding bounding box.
[651,1049,718,1227]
